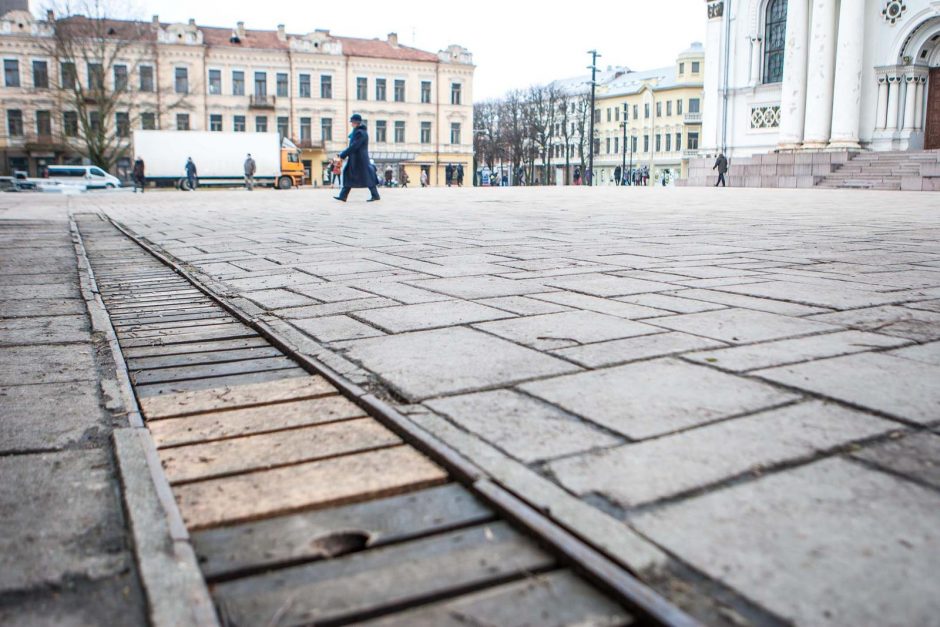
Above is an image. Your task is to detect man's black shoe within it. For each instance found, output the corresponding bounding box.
[367,197,380,202]
[333,196,346,202]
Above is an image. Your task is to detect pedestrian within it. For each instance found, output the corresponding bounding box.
[420,169,429,187]
[332,158,342,188]
[132,156,146,193]
[713,153,729,187]
[400,170,409,188]
[185,157,197,191]
[384,165,394,188]
[244,153,257,191]
[456,163,464,187]
[334,113,380,202]
[445,163,453,187]
[501,172,508,186]
[573,167,581,186]
[614,165,622,187]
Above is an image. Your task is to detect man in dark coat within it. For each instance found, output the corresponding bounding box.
[132,157,145,193]
[614,165,622,186]
[445,163,453,187]
[713,153,729,187]
[335,114,380,202]
[184,157,197,191]
[456,164,464,187]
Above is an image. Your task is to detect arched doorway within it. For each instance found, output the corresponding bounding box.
[896,15,940,149]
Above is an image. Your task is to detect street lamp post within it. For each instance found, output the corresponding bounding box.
[587,49,600,186]
[620,102,627,186]
[628,131,634,185]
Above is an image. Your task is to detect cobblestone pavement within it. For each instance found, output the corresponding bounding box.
[65,186,940,625]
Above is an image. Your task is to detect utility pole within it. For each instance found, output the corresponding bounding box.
[621,102,627,186]
[587,49,600,186]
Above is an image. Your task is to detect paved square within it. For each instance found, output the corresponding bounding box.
[647,308,842,344]
[474,310,661,350]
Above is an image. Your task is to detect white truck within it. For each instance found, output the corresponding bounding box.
[132,130,304,190]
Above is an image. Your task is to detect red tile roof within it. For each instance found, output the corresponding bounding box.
[201,25,288,50]
[336,36,439,62]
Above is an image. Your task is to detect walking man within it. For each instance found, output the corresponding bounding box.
[420,169,429,187]
[456,163,464,187]
[713,153,729,187]
[334,114,380,202]
[132,156,145,193]
[445,164,454,187]
[184,157,197,191]
[244,153,256,191]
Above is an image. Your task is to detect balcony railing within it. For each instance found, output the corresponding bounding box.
[683,149,701,158]
[249,95,276,109]
[297,138,324,149]
[684,112,703,124]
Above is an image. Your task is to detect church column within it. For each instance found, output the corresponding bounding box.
[777,0,810,149]
[749,36,762,86]
[875,76,889,130]
[828,0,866,148]
[914,77,926,130]
[885,73,901,132]
[903,74,918,131]
[802,0,838,149]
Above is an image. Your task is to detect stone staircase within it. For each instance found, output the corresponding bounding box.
[816,150,940,191]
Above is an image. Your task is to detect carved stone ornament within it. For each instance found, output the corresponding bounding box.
[882,1,907,25]
[708,2,724,20]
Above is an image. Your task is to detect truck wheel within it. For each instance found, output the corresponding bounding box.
[178,178,190,191]
[278,176,292,190]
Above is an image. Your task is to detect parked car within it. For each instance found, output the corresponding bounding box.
[46,165,122,189]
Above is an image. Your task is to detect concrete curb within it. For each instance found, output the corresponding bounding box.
[69,213,219,627]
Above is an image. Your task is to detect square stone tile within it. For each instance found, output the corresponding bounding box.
[290,284,376,303]
[888,341,940,366]
[615,293,728,314]
[353,300,512,333]
[685,331,909,372]
[406,276,547,299]
[520,358,798,439]
[0,345,98,386]
[347,281,450,304]
[426,390,620,463]
[755,352,940,424]
[648,308,842,344]
[475,296,573,316]
[716,280,904,309]
[851,431,940,489]
[667,288,830,316]
[807,306,940,342]
[224,273,323,291]
[341,327,580,401]
[904,299,940,313]
[551,332,727,368]
[0,382,109,453]
[475,311,662,350]
[243,289,317,309]
[529,292,668,319]
[291,315,385,342]
[630,458,940,627]
[0,316,90,346]
[545,274,675,297]
[548,401,892,507]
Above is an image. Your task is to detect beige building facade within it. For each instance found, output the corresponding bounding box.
[0,9,474,186]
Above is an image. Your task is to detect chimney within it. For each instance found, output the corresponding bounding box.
[277,24,286,41]
[236,21,245,38]
[387,32,398,47]
[188,18,196,26]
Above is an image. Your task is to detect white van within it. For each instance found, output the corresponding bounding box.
[47,165,122,189]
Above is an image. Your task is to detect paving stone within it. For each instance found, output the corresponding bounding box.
[0,272,76,286]
[648,308,842,344]
[667,288,831,316]
[0,450,127,591]
[406,276,548,299]
[0,315,91,346]
[224,272,323,291]
[292,284,377,303]
[0,284,80,300]
[276,297,399,319]
[614,292,729,314]
[551,332,727,368]
[353,300,512,333]
[544,274,675,297]
[806,305,940,342]
[0,344,98,386]
[425,390,621,463]
[477,311,661,352]
[520,358,797,440]
[851,431,940,489]
[756,352,940,425]
[340,327,579,401]
[716,280,905,309]
[549,401,893,507]
[243,288,317,309]
[903,299,940,313]
[529,291,669,318]
[0,382,109,453]
[630,458,940,627]
[291,315,385,342]
[888,341,940,366]
[346,280,451,304]
[474,295,573,315]
[0,298,87,318]
[685,331,909,372]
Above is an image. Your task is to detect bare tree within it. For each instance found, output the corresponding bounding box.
[473,100,501,172]
[499,89,528,184]
[528,83,561,186]
[570,90,591,179]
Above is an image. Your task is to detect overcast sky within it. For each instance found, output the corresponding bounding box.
[122,0,706,100]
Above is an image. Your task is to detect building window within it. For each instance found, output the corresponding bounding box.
[300,117,311,142]
[276,73,288,98]
[394,79,405,102]
[88,63,104,90]
[140,112,155,130]
[679,62,685,75]
[89,111,101,132]
[4,59,19,87]
[688,132,700,150]
[593,108,601,124]
[32,61,48,89]
[375,78,387,101]
[633,104,638,120]
[115,112,130,137]
[606,108,611,123]
[321,117,332,141]
[321,75,332,99]
[256,116,268,133]
[763,0,787,84]
[7,109,23,136]
[299,73,311,98]
[644,103,650,118]
[615,107,620,122]
[689,98,701,113]
[174,67,188,94]
[632,136,638,152]
[643,135,649,153]
[676,133,682,151]
[277,116,289,138]
[593,138,600,155]
[614,137,619,154]
[233,115,246,132]
[114,64,128,91]
[210,114,223,132]
[36,110,51,136]
[665,133,672,152]
[451,83,462,105]
[232,70,245,96]
[450,122,461,144]
[254,72,266,97]
[394,120,405,143]
[421,80,431,103]
[64,111,79,136]
[176,113,190,131]
[208,69,221,95]
[356,77,367,100]
[656,102,662,117]
[666,100,673,116]
[605,137,610,154]
[375,120,387,143]
[61,62,76,89]
[420,121,431,144]
[691,61,701,73]
[139,66,154,92]
[677,99,683,115]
